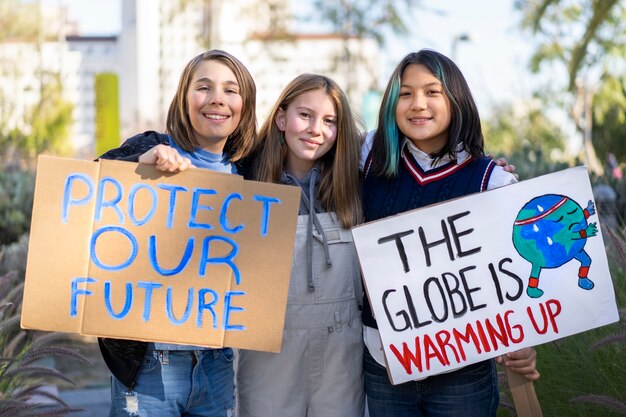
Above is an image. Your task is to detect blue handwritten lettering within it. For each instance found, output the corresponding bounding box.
[189,188,217,229]
[166,287,194,325]
[198,236,241,284]
[224,291,246,330]
[104,281,132,319]
[95,177,124,223]
[128,183,157,226]
[197,288,218,328]
[158,184,188,228]
[70,277,96,316]
[91,226,138,271]
[253,195,281,236]
[62,174,94,223]
[149,235,194,276]
[137,281,163,322]
[220,193,244,234]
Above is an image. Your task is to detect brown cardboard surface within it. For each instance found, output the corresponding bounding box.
[21,155,299,352]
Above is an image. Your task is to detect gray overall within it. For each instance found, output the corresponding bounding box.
[237,170,364,417]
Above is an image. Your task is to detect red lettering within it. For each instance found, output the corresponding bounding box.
[452,324,481,359]
[389,310,528,379]
[423,334,447,370]
[546,299,561,333]
[527,300,562,335]
[474,320,492,352]
[435,330,459,364]
[485,313,509,349]
[505,310,524,343]
[389,339,423,375]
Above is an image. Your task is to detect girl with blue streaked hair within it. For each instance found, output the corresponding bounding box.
[360,49,540,417]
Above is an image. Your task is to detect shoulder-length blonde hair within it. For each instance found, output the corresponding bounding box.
[166,49,257,161]
[251,74,362,228]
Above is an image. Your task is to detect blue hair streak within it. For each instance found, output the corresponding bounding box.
[383,76,401,176]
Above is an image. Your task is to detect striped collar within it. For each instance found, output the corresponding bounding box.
[402,138,474,185]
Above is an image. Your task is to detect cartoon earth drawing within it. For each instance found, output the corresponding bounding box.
[512,194,598,298]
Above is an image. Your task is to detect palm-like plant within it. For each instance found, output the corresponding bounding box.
[0,270,90,417]
[567,227,626,414]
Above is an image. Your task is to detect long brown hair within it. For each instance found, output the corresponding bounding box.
[370,49,484,177]
[251,74,362,228]
[166,49,257,161]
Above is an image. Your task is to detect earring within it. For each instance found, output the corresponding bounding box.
[279,132,286,145]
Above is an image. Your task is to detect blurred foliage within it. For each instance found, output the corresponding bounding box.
[483,101,573,180]
[0,72,74,167]
[0,2,87,413]
[515,0,626,174]
[516,0,626,92]
[311,0,416,44]
[592,74,626,164]
[0,267,90,416]
[308,0,420,94]
[0,170,34,247]
[24,73,74,158]
[0,0,39,42]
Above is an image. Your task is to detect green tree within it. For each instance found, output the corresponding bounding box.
[483,100,571,179]
[23,72,74,158]
[0,0,39,43]
[308,0,419,95]
[516,0,626,174]
[0,0,75,166]
[592,73,626,164]
[0,73,73,168]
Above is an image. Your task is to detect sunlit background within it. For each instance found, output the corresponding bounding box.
[3,0,617,167]
[2,0,623,178]
[1,1,625,416]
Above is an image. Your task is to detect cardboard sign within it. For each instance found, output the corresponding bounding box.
[21,155,300,352]
[352,166,619,384]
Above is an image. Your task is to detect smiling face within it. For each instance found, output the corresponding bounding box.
[186,60,243,153]
[395,63,452,154]
[276,88,338,180]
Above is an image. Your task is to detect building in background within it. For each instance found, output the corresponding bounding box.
[66,35,119,156]
[3,0,381,157]
[0,38,82,145]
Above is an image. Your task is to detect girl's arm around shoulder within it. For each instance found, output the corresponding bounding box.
[487,164,518,191]
[359,129,376,172]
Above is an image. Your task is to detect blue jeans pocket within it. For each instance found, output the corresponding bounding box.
[218,347,234,362]
[140,351,160,373]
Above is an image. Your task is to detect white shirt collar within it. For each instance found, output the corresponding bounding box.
[402,137,470,170]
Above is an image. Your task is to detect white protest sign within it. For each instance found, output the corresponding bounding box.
[352,166,619,385]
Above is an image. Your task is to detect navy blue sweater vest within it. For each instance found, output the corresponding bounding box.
[361,149,495,328]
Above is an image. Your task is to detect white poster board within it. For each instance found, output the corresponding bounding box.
[352,166,619,385]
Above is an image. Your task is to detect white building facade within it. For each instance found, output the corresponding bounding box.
[66,35,119,156]
[6,0,381,155]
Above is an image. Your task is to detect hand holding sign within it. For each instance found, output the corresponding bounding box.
[353,167,619,385]
[138,144,195,172]
[21,156,300,352]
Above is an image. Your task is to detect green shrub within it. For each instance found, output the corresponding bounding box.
[0,169,34,247]
[0,269,91,416]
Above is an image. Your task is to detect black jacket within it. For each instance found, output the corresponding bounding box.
[97,130,254,387]
[97,130,252,388]
[97,130,170,388]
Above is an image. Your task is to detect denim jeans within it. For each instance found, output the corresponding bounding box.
[363,346,499,417]
[110,349,235,417]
